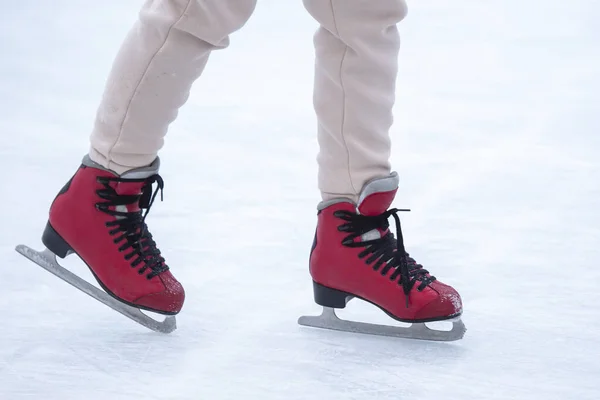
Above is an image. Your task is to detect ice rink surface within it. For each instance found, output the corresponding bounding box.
[1,1,599,399]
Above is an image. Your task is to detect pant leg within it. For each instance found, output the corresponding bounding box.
[303,0,408,202]
[89,0,257,174]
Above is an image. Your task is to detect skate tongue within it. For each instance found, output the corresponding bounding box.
[356,173,399,240]
[357,172,399,216]
[115,182,146,213]
[116,159,161,213]
[82,155,161,214]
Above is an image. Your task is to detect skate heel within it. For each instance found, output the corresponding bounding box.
[313,281,353,308]
[42,222,74,258]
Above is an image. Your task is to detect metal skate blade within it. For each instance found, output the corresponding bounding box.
[298,307,466,342]
[15,244,177,334]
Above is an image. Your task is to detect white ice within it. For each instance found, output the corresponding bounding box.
[1,1,599,399]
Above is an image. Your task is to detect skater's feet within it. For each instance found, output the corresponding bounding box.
[43,155,184,314]
[310,173,462,322]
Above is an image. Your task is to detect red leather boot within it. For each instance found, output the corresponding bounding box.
[309,172,462,323]
[41,155,184,315]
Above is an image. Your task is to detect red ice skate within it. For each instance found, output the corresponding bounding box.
[15,156,183,333]
[298,173,466,341]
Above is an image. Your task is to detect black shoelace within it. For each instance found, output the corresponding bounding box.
[334,208,436,307]
[95,174,169,280]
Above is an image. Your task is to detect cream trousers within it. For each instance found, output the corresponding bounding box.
[89,0,407,201]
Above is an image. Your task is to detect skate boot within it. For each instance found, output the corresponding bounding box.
[15,155,184,332]
[298,172,466,341]
[44,155,185,314]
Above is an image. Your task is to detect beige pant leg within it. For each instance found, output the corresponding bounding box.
[303,0,408,202]
[89,0,257,174]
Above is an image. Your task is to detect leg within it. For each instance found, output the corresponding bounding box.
[303,0,406,202]
[89,0,258,174]
[300,1,465,341]
[21,1,257,332]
